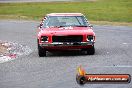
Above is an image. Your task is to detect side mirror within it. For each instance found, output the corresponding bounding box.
[37,25,40,28]
[37,24,43,28]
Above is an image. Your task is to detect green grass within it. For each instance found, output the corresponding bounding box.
[0,0,132,22]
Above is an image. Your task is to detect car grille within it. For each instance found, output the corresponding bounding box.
[52,35,83,42]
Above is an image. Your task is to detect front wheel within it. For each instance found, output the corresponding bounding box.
[37,39,46,57]
[86,45,95,55]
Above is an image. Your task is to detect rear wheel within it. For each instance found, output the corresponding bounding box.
[76,75,86,85]
[37,39,46,57]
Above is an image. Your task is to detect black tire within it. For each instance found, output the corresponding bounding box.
[76,75,86,85]
[86,45,95,55]
[37,39,46,57]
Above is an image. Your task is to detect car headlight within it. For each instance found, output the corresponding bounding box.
[41,36,48,42]
[87,35,93,41]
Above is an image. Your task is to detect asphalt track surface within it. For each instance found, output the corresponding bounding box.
[0,20,132,88]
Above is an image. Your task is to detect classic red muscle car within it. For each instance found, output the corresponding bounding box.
[37,13,95,57]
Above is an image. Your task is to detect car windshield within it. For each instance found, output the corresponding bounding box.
[43,16,89,28]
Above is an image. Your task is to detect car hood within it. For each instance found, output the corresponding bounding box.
[39,27,94,36]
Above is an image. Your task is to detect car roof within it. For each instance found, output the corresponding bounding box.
[46,13,84,16]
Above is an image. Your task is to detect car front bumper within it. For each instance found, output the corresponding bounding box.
[40,41,95,47]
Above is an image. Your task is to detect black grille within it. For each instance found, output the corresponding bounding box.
[52,35,83,42]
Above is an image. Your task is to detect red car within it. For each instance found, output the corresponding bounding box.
[37,13,95,57]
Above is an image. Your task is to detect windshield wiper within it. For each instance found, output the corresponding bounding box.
[73,25,88,27]
[49,26,65,28]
